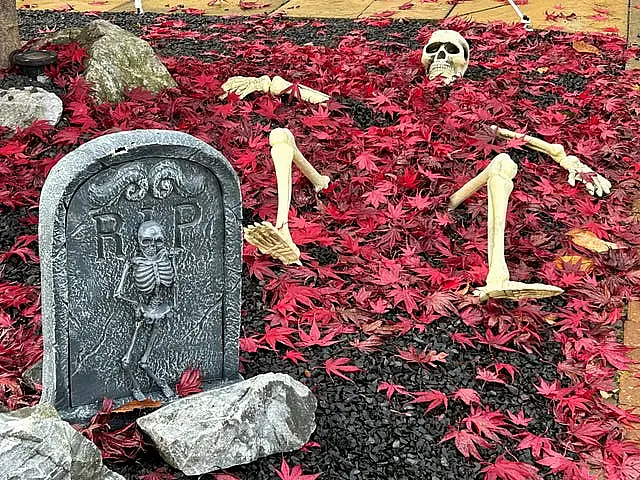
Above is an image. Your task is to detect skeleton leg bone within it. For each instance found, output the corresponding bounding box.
[139,320,176,399]
[490,125,611,197]
[450,154,563,302]
[122,320,145,401]
[271,128,330,192]
[244,131,302,265]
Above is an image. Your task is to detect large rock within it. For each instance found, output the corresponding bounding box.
[0,403,124,480]
[0,87,63,131]
[137,373,317,475]
[40,20,176,103]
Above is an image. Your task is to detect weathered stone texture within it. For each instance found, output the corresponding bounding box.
[39,130,242,422]
[38,20,176,102]
[0,403,124,480]
[0,87,63,131]
[137,373,317,475]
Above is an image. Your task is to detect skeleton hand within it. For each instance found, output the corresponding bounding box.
[560,155,611,197]
[220,75,272,100]
[490,125,612,197]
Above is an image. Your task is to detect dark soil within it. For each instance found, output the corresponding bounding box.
[0,207,39,285]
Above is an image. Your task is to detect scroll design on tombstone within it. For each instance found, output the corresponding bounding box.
[88,160,206,206]
[116,220,178,401]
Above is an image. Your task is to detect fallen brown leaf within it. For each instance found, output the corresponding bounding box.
[567,228,618,253]
[554,255,595,273]
[113,398,162,413]
[571,40,600,55]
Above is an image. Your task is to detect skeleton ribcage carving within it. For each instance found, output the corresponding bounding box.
[132,254,174,294]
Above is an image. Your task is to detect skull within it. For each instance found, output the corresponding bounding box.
[138,221,166,258]
[421,30,470,85]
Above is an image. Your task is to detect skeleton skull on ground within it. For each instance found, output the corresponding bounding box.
[421,30,470,84]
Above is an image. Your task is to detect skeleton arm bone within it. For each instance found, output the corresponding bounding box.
[220,75,329,104]
[114,262,138,306]
[489,125,611,197]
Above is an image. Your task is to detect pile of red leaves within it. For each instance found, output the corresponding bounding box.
[2,12,640,480]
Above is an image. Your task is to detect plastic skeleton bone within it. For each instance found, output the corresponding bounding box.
[220,75,330,104]
[244,128,330,265]
[490,125,611,197]
[450,154,564,302]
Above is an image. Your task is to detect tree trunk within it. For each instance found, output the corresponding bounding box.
[0,0,20,70]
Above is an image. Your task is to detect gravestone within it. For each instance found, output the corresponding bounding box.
[39,130,242,422]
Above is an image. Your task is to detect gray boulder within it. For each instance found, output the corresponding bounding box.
[0,403,124,480]
[38,20,176,103]
[0,87,63,131]
[137,373,316,475]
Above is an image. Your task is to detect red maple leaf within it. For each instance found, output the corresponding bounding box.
[349,335,383,352]
[452,388,482,406]
[409,389,448,413]
[450,332,476,349]
[515,432,555,459]
[476,367,506,385]
[396,345,447,367]
[506,410,532,427]
[463,407,511,441]
[176,367,203,397]
[274,458,320,480]
[476,327,518,352]
[441,428,492,461]
[535,378,561,398]
[297,319,340,348]
[377,381,409,401]
[260,326,296,351]
[481,456,542,480]
[322,357,362,381]
[282,350,308,364]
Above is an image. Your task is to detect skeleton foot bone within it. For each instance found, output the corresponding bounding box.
[450,153,563,302]
[220,75,330,104]
[490,125,611,197]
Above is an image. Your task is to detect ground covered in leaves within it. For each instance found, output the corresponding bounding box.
[2,10,640,480]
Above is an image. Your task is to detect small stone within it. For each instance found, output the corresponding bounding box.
[0,403,124,480]
[0,87,63,131]
[22,360,42,391]
[137,373,317,475]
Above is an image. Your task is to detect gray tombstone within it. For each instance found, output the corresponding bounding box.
[39,130,242,422]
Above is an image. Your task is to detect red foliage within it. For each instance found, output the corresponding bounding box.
[1,13,639,477]
[75,398,145,461]
[176,367,203,397]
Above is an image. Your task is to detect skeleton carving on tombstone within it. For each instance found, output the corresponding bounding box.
[421,30,470,84]
[116,220,178,401]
